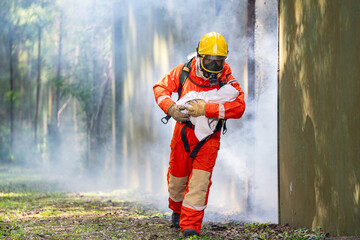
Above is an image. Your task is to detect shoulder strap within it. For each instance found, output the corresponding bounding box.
[217,74,229,134]
[161,58,193,124]
[177,58,193,100]
[219,73,230,89]
[218,75,229,134]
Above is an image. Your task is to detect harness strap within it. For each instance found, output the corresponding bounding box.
[222,120,227,134]
[189,136,210,158]
[181,120,224,158]
[177,58,193,100]
[161,115,171,124]
[181,125,190,153]
[180,121,194,153]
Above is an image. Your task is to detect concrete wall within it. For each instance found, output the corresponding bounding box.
[278,0,360,236]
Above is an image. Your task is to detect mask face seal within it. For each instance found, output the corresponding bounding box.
[199,55,225,86]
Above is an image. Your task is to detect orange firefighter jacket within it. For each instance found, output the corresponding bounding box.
[153,58,245,124]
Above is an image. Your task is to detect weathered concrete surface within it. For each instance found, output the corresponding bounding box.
[278,0,360,236]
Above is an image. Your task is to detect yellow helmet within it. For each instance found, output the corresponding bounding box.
[197,32,228,58]
[197,32,228,84]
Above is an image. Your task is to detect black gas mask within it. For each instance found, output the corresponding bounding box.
[199,55,225,86]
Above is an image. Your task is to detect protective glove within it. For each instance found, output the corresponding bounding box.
[186,99,206,117]
[167,103,189,123]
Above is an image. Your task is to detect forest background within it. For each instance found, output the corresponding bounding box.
[0,0,278,224]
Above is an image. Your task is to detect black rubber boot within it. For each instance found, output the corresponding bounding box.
[171,212,180,228]
[183,228,199,237]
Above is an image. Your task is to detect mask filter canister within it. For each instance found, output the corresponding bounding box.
[209,73,218,86]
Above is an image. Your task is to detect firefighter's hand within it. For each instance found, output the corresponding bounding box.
[186,99,206,117]
[167,103,189,123]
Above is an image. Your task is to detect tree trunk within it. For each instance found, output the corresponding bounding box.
[34,26,42,144]
[19,48,25,129]
[56,12,63,127]
[48,13,63,167]
[95,64,111,136]
[246,0,256,102]
[245,0,256,213]
[48,86,53,121]
[9,30,14,156]
[113,1,124,185]
[88,62,111,177]
[72,46,80,173]
[111,61,116,182]
[27,47,33,128]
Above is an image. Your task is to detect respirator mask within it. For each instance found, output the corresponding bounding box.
[199,55,226,86]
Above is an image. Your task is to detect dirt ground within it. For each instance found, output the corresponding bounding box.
[0,192,328,239]
[0,167,328,239]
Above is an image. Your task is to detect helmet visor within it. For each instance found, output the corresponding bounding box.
[200,55,225,73]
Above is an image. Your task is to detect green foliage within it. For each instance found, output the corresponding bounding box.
[277,226,327,240]
[0,220,25,238]
[4,91,21,107]
[0,0,61,166]
[245,222,271,229]
[0,0,115,171]
[0,125,12,163]
[242,222,327,240]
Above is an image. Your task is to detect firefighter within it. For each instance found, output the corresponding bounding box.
[153,32,245,237]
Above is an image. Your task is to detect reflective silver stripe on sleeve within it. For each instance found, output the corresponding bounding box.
[228,79,237,84]
[218,104,225,119]
[157,95,170,105]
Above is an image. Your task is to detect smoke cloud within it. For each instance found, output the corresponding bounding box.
[7,0,278,224]
[128,0,279,223]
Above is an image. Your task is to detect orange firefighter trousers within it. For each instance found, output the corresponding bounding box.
[167,122,221,233]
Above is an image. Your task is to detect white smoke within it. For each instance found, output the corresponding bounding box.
[19,0,279,224]
[144,0,279,223]
[207,0,278,223]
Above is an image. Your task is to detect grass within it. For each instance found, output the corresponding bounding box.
[0,165,327,239]
[0,191,177,239]
[0,166,179,239]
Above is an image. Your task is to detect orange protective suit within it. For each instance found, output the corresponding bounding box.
[153,58,245,233]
